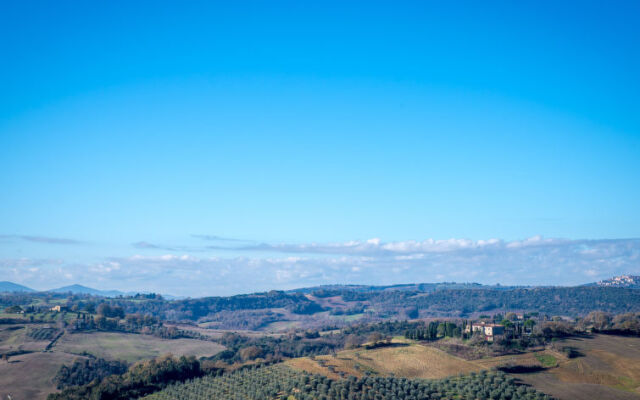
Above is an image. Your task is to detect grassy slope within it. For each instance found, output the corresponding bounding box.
[287,339,482,380]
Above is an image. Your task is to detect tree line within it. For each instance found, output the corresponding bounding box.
[47,355,205,400]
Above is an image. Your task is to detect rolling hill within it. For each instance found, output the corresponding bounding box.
[47,284,125,297]
[0,281,35,293]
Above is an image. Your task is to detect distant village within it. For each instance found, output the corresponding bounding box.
[596,274,640,288]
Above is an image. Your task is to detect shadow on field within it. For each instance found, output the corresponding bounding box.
[363,342,409,350]
[497,364,546,373]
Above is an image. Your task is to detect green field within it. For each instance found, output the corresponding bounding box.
[535,353,558,368]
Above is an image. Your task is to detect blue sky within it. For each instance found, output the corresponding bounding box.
[1,1,639,295]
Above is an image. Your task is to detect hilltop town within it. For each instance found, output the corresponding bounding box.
[596,275,640,288]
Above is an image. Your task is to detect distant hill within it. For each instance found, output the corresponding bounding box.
[590,275,640,289]
[45,284,177,298]
[48,284,125,297]
[0,281,35,293]
[289,282,519,294]
[1,281,174,299]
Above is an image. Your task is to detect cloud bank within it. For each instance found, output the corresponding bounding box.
[0,234,83,245]
[1,236,638,296]
[192,234,254,243]
[207,235,574,256]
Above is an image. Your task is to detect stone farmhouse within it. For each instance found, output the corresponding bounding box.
[464,322,505,341]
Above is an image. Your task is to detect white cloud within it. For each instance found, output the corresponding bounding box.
[1,237,639,296]
[218,236,632,257]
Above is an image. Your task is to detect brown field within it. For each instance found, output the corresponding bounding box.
[518,372,640,400]
[513,334,640,399]
[177,323,283,338]
[261,319,302,332]
[168,323,228,338]
[287,356,345,380]
[287,339,482,380]
[54,332,225,363]
[306,294,350,308]
[0,351,84,400]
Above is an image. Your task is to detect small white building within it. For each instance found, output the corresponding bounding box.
[465,322,505,341]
